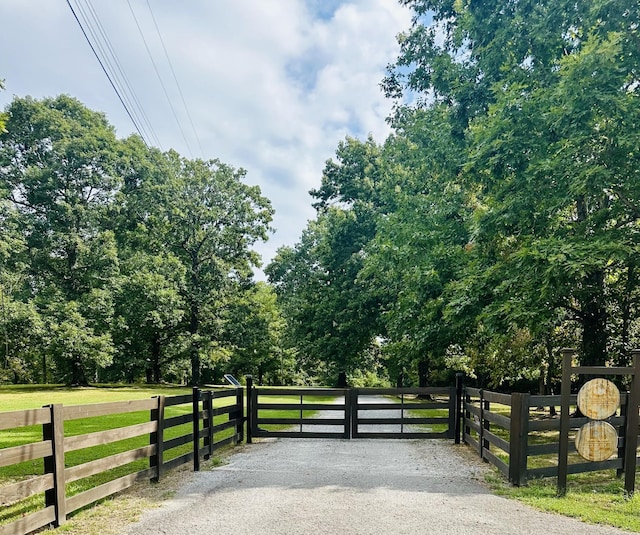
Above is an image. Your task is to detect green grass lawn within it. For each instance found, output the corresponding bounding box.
[463,401,640,532]
[0,384,333,529]
[0,384,234,528]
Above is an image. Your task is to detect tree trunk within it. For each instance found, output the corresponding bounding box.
[151,336,162,383]
[544,338,557,416]
[580,270,607,366]
[418,359,429,388]
[336,371,348,388]
[71,360,88,386]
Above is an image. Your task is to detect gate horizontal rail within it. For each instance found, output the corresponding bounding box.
[247,379,349,440]
[245,379,458,441]
[352,387,456,439]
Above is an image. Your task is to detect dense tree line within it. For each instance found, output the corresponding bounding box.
[268,0,640,389]
[0,94,284,385]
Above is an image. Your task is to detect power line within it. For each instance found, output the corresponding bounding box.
[80,0,161,148]
[145,0,206,159]
[66,0,163,150]
[66,0,149,146]
[127,0,193,157]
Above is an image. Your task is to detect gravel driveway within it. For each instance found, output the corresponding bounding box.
[123,397,631,535]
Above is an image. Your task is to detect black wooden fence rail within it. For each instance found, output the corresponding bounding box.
[0,387,243,535]
[462,387,639,486]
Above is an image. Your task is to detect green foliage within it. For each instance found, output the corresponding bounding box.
[267,138,387,386]
[222,282,288,385]
[272,0,640,387]
[0,95,278,386]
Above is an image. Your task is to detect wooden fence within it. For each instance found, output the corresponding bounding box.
[462,387,639,486]
[0,387,243,535]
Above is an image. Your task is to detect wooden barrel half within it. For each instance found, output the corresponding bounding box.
[577,378,620,420]
[575,420,618,462]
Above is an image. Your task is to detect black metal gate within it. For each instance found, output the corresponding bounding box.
[351,387,456,439]
[246,378,461,441]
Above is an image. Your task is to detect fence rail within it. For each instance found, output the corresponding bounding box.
[462,387,640,486]
[0,387,243,535]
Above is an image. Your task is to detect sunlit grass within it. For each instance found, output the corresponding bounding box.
[0,384,238,529]
[486,469,640,532]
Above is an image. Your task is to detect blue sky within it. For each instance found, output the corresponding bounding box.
[0,0,412,278]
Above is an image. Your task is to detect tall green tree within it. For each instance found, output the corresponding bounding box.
[0,95,121,383]
[137,152,273,385]
[361,105,470,385]
[384,0,640,367]
[222,281,286,385]
[267,138,387,386]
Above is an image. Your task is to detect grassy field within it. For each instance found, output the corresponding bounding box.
[0,384,335,531]
[466,401,640,532]
[0,384,228,529]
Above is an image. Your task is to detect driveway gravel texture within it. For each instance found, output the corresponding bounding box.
[123,397,632,535]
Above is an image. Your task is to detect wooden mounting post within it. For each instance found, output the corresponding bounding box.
[43,404,66,527]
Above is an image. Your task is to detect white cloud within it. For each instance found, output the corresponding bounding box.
[0,0,412,277]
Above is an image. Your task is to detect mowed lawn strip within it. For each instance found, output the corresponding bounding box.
[0,385,219,527]
[0,385,333,528]
[466,402,640,533]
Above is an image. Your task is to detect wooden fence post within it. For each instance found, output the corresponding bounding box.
[203,390,213,460]
[192,387,201,472]
[236,386,244,444]
[478,389,485,459]
[463,388,470,445]
[245,375,253,444]
[150,395,165,482]
[43,403,66,527]
[351,388,359,439]
[344,388,352,439]
[624,350,640,494]
[617,393,627,479]
[454,373,464,444]
[509,393,530,486]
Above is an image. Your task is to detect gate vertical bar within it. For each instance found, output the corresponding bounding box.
[236,386,244,443]
[454,373,463,444]
[624,350,640,494]
[558,348,574,496]
[192,387,200,472]
[44,403,66,527]
[245,375,253,444]
[478,389,485,458]
[204,390,213,459]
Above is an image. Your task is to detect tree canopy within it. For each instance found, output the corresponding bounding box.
[0,95,274,386]
[268,0,640,388]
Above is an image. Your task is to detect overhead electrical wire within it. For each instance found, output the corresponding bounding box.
[145,0,206,159]
[80,0,161,148]
[126,0,194,158]
[66,0,162,150]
